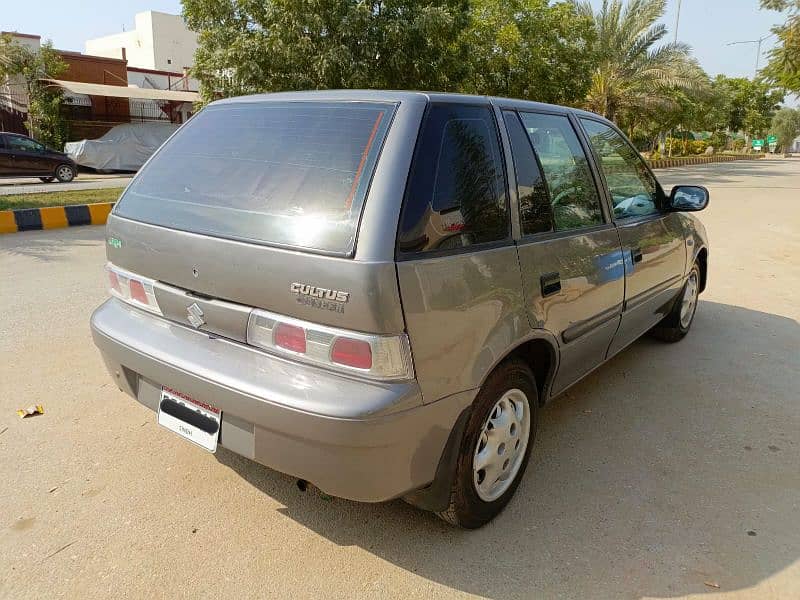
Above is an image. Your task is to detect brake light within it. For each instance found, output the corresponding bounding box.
[105,263,162,315]
[128,279,148,304]
[247,309,413,381]
[274,323,306,353]
[331,337,372,369]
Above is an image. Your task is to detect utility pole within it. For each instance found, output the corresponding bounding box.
[726,33,773,78]
[674,0,682,43]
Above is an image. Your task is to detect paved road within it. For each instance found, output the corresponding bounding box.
[0,173,132,196]
[1,159,799,599]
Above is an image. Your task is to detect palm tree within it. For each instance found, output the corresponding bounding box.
[574,0,706,124]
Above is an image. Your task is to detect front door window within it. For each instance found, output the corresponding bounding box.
[580,119,664,218]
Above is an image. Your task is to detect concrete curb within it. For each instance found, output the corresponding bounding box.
[648,154,765,169]
[0,202,114,234]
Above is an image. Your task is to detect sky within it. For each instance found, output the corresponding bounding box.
[1,0,793,88]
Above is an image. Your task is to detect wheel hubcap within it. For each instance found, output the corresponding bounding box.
[680,271,699,328]
[58,166,72,180]
[473,389,531,502]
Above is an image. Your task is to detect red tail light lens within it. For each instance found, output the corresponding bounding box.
[128,279,148,304]
[108,270,121,293]
[331,337,373,369]
[274,323,307,353]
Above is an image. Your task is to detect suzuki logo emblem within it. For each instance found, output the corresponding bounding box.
[187,303,205,328]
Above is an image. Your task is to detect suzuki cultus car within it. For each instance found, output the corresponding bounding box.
[91,91,709,528]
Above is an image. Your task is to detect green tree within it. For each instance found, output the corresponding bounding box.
[0,35,68,149]
[573,0,707,124]
[761,0,800,92]
[182,0,470,104]
[770,107,800,152]
[461,0,597,105]
[706,75,783,139]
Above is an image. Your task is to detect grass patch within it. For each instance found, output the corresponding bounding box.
[0,187,125,211]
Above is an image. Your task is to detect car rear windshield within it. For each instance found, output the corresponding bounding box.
[114,101,395,255]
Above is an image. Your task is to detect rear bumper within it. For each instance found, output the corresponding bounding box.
[90,299,471,502]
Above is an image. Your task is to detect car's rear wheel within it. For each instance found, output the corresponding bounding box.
[55,164,75,183]
[437,359,538,528]
[651,263,701,342]
[39,176,54,183]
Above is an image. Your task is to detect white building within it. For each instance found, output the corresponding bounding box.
[85,11,198,73]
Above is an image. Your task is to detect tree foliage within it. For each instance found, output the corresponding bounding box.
[183,0,600,106]
[770,106,800,150]
[761,0,800,92]
[705,75,784,138]
[461,0,597,105]
[0,35,68,149]
[573,0,707,123]
[183,0,471,103]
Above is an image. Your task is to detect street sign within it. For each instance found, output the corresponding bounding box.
[767,135,777,144]
[752,139,764,150]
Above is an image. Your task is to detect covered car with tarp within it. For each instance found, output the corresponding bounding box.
[65,122,180,172]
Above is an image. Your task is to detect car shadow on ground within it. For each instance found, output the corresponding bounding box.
[0,225,105,263]
[216,300,800,599]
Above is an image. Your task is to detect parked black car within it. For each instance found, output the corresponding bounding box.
[0,133,77,182]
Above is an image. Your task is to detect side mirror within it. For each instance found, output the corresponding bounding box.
[669,185,709,212]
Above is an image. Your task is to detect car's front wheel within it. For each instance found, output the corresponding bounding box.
[651,262,701,342]
[437,359,538,528]
[55,164,76,183]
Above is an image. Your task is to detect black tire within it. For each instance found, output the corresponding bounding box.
[651,263,701,342]
[437,359,539,528]
[54,164,75,183]
[39,176,54,183]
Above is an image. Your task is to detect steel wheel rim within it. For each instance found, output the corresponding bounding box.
[680,271,699,328]
[473,388,531,502]
[57,166,72,180]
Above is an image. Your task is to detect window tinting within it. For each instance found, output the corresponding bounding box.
[580,118,663,218]
[502,110,552,235]
[397,104,508,254]
[114,101,394,255]
[518,112,603,231]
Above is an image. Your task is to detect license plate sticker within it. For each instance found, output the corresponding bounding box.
[157,386,221,452]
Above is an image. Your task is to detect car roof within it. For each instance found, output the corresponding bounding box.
[211,90,608,122]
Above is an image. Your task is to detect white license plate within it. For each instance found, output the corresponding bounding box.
[157,386,221,452]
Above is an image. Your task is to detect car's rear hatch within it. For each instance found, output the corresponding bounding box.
[106,99,405,340]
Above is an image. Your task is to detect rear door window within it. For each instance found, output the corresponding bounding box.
[518,112,603,232]
[114,101,395,255]
[397,103,509,255]
[502,110,553,236]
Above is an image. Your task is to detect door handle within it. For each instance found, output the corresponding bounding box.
[540,272,561,297]
[631,247,643,264]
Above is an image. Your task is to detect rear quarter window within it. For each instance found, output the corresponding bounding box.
[397,103,509,255]
[114,101,395,255]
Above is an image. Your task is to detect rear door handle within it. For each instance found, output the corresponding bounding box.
[631,247,643,263]
[540,272,561,297]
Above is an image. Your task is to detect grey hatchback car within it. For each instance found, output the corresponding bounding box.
[91,91,709,528]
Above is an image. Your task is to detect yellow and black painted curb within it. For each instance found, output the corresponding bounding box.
[0,202,114,234]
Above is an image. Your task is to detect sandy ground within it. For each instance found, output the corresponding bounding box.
[0,159,798,599]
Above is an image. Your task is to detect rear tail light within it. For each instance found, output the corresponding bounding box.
[331,337,372,369]
[105,263,162,315]
[274,323,307,354]
[247,309,413,381]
